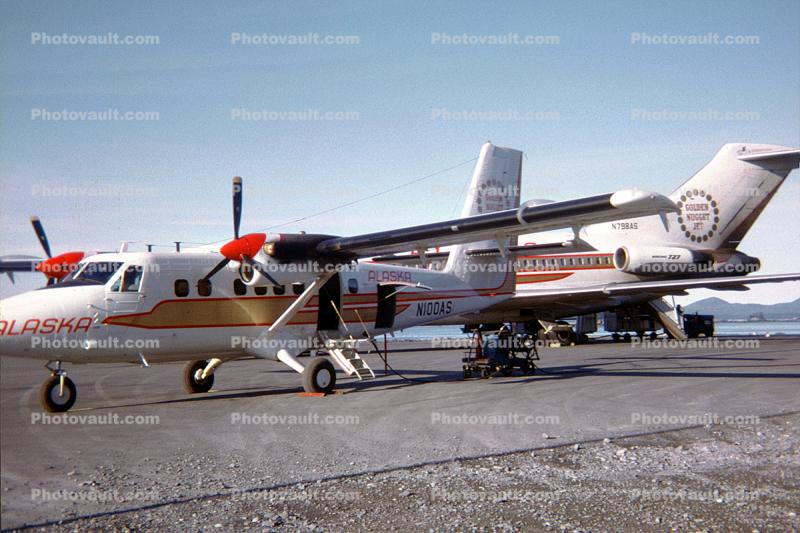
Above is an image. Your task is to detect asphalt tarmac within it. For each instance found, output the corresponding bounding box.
[1,337,799,530]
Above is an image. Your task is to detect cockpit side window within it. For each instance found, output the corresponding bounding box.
[121,265,144,292]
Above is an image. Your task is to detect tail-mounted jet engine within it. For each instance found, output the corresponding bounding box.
[613,246,712,276]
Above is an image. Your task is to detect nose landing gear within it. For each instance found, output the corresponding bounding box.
[183,359,221,394]
[40,361,77,413]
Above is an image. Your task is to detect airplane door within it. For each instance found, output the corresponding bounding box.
[86,264,147,353]
[375,284,397,329]
[104,265,146,315]
[317,273,341,332]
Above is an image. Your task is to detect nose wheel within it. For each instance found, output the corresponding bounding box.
[183,360,215,394]
[40,362,77,412]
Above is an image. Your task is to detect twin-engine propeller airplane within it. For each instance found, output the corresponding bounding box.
[0,142,678,412]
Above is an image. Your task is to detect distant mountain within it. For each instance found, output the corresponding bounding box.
[682,297,800,321]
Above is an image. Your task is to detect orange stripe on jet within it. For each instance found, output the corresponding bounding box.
[516,272,573,284]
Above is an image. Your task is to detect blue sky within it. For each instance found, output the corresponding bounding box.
[1,0,799,304]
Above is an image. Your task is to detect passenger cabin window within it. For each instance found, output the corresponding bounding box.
[292,283,305,295]
[273,285,286,295]
[254,286,267,296]
[233,279,247,296]
[174,279,189,297]
[197,279,212,297]
[348,278,359,294]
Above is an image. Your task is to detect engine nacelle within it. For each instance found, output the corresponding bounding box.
[613,246,711,276]
[235,252,312,287]
[711,251,761,275]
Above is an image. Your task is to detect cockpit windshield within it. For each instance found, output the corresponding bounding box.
[69,262,124,285]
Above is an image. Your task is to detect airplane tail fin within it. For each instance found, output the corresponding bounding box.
[669,144,800,250]
[444,142,521,294]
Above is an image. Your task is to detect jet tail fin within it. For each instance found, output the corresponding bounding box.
[445,142,521,293]
[669,143,800,250]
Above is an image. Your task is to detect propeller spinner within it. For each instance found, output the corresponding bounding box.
[202,177,277,284]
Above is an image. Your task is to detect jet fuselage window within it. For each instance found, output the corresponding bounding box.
[273,285,286,295]
[254,286,267,296]
[292,283,305,295]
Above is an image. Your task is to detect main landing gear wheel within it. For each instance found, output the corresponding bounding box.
[40,376,77,413]
[303,358,336,394]
[183,360,214,394]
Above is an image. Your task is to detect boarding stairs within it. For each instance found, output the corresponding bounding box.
[647,297,688,340]
[318,335,376,380]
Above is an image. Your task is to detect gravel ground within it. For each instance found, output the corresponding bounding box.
[12,412,799,532]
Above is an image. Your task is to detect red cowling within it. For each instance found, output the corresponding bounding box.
[220,233,267,262]
[36,251,86,280]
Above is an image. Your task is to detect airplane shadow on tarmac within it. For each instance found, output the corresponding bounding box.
[82,368,465,412]
[78,348,800,412]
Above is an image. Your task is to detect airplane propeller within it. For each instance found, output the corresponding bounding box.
[202,177,277,284]
[31,216,53,259]
[30,216,85,284]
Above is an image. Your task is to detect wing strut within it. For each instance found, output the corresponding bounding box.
[268,272,335,334]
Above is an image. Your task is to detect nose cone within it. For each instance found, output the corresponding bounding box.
[0,286,102,360]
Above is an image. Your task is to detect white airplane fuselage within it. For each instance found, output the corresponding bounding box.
[0,252,513,364]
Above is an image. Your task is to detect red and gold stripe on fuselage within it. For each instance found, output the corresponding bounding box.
[102,282,509,330]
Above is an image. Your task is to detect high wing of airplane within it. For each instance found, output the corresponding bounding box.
[0,142,677,413]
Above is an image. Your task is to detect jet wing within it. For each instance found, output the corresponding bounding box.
[488,273,800,311]
[317,189,677,258]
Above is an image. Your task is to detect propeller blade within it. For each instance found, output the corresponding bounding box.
[203,258,230,281]
[232,176,243,240]
[30,216,52,258]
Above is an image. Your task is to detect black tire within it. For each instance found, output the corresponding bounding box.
[500,365,514,377]
[183,360,214,394]
[303,358,336,394]
[623,333,632,343]
[612,333,621,342]
[649,332,658,340]
[40,376,77,413]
